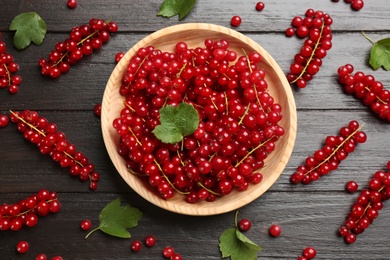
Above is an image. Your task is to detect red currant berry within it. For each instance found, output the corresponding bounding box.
[351,0,364,11]
[162,246,175,258]
[115,52,124,63]
[93,103,102,117]
[16,241,29,254]
[145,235,156,247]
[255,2,265,11]
[345,180,358,193]
[35,253,47,260]
[80,219,92,231]
[131,240,142,252]
[345,233,356,244]
[51,256,63,260]
[0,114,9,127]
[231,16,242,27]
[303,247,316,259]
[170,253,183,260]
[269,224,282,237]
[67,0,77,8]
[239,218,252,231]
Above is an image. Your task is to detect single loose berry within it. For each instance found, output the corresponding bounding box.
[303,247,317,259]
[351,0,364,10]
[51,256,64,260]
[80,219,92,231]
[67,0,77,9]
[93,103,102,117]
[0,114,9,127]
[16,241,29,254]
[145,235,156,247]
[35,253,47,260]
[269,224,282,237]
[255,2,265,11]
[231,16,242,27]
[170,253,183,260]
[131,240,142,252]
[345,181,358,193]
[162,246,175,258]
[115,52,124,63]
[239,218,252,231]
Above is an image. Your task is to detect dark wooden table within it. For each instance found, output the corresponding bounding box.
[1,1,390,259]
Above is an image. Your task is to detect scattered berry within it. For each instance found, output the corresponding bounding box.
[16,241,29,254]
[290,120,366,185]
[35,253,47,260]
[51,256,64,260]
[351,0,364,10]
[162,246,175,258]
[345,180,358,193]
[255,2,265,11]
[67,0,77,9]
[303,247,317,259]
[80,219,92,231]
[170,253,183,260]
[115,52,124,63]
[231,15,242,27]
[0,114,9,127]
[131,240,142,252]
[145,235,156,247]
[93,103,102,117]
[239,218,252,231]
[269,224,282,237]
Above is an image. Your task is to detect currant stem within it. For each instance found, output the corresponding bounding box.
[85,226,101,239]
[238,104,251,125]
[235,137,274,167]
[10,110,46,137]
[154,159,189,195]
[361,31,376,45]
[196,182,222,196]
[364,87,387,105]
[304,123,365,176]
[3,64,11,86]
[291,21,325,84]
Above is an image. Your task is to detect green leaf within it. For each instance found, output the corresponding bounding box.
[85,198,142,239]
[219,228,262,260]
[9,12,47,50]
[369,38,390,70]
[157,0,196,20]
[153,102,200,144]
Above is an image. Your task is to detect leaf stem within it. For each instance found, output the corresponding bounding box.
[361,31,375,45]
[85,226,101,239]
[234,211,239,228]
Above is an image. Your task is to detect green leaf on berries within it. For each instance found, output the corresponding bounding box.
[153,102,200,144]
[369,38,390,70]
[85,198,142,239]
[219,212,262,260]
[9,12,47,50]
[157,0,196,20]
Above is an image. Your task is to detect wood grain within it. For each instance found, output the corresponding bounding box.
[1,0,390,259]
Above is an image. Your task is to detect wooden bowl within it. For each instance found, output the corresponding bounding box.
[102,23,297,216]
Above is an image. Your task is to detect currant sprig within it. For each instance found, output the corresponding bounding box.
[9,110,100,190]
[285,8,333,88]
[38,18,118,78]
[338,64,390,122]
[290,120,367,184]
[113,39,285,203]
[339,161,390,244]
[0,40,22,94]
[0,190,60,231]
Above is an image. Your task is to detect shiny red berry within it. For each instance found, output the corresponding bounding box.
[239,218,252,231]
[16,241,29,254]
[269,224,282,237]
[231,16,242,27]
[80,219,92,231]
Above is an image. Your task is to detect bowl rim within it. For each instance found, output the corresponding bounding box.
[102,22,297,216]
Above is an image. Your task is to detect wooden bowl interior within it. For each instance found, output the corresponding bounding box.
[102,23,297,216]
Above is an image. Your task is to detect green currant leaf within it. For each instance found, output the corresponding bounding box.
[153,102,200,144]
[157,0,196,20]
[85,198,142,239]
[369,38,390,70]
[9,12,47,50]
[219,228,262,260]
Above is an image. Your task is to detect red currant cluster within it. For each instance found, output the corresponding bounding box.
[114,39,285,203]
[285,9,333,88]
[38,18,118,78]
[332,0,364,11]
[290,120,367,184]
[297,247,317,260]
[339,161,390,244]
[0,190,60,231]
[9,110,100,190]
[0,40,22,94]
[338,64,390,122]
